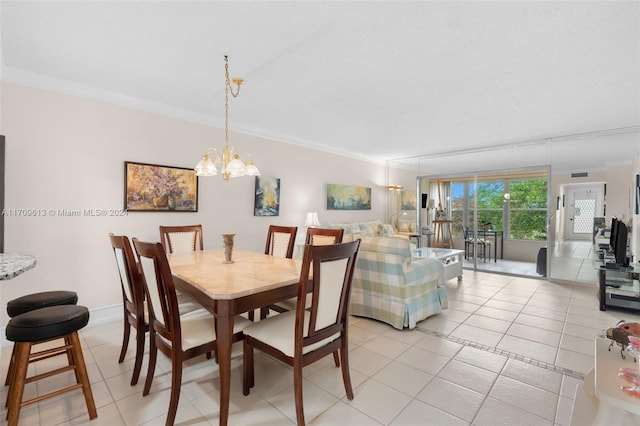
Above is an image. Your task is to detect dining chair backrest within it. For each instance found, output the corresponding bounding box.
[305,227,344,246]
[296,240,360,351]
[108,233,149,385]
[264,225,297,258]
[109,234,145,321]
[159,225,204,254]
[133,239,181,342]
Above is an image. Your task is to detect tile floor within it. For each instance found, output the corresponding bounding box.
[3,263,639,426]
[463,239,601,284]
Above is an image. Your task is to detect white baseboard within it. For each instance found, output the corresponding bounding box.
[1,304,122,348]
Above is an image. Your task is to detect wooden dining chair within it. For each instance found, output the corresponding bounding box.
[267,227,346,317]
[159,225,204,313]
[132,239,252,426]
[264,225,297,258]
[242,240,361,426]
[252,225,298,321]
[159,224,204,254]
[305,227,344,245]
[109,233,148,386]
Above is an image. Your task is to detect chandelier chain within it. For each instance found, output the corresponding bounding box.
[224,67,230,145]
[224,55,240,145]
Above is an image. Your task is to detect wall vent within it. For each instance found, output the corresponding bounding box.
[571,172,588,178]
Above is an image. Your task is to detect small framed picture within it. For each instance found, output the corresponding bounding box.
[254,176,280,216]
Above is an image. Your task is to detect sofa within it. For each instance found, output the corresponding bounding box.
[348,236,447,329]
[328,219,414,241]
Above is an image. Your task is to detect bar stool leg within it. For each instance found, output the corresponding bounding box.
[69,331,98,420]
[6,342,31,426]
[4,345,17,386]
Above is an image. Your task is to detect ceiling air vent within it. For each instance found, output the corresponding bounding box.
[571,172,588,178]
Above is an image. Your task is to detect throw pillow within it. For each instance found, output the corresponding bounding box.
[379,223,395,237]
[359,221,381,236]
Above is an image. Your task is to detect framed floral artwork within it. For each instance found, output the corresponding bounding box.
[124,161,198,212]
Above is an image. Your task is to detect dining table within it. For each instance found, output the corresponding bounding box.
[167,248,306,426]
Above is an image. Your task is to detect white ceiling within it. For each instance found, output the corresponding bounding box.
[1,1,639,172]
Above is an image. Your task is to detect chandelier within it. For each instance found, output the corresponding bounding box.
[194,55,260,180]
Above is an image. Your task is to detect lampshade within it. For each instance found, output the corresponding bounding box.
[194,152,218,176]
[426,199,435,209]
[245,160,261,176]
[226,155,247,177]
[304,212,320,227]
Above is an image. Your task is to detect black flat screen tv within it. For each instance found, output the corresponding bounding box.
[614,220,628,266]
[609,217,619,252]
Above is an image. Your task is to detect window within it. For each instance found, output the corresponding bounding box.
[423,172,548,243]
[450,182,465,236]
[476,180,505,231]
[508,178,547,240]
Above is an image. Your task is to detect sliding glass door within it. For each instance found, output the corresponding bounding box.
[418,167,549,277]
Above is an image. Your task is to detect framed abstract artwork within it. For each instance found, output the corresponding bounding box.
[401,190,417,210]
[254,176,280,216]
[124,161,198,212]
[326,183,371,210]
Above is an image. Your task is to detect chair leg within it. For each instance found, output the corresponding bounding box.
[119,315,131,363]
[4,344,17,386]
[69,332,97,420]
[131,324,146,385]
[293,362,305,426]
[247,310,255,322]
[242,339,254,395]
[332,351,340,367]
[339,343,354,400]
[165,355,182,426]
[143,333,158,396]
[260,307,270,320]
[6,342,30,426]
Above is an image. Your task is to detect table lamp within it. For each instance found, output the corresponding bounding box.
[304,212,320,228]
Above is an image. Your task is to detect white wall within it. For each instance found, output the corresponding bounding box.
[0,82,394,328]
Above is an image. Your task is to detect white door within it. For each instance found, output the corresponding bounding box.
[565,186,601,240]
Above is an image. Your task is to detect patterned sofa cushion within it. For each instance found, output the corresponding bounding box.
[378,223,395,237]
[357,220,383,236]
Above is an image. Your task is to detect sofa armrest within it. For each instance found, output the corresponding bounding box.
[404,258,444,286]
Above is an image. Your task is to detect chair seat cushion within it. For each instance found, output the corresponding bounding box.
[157,309,252,351]
[7,290,78,317]
[6,305,89,342]
[243,311,338,357]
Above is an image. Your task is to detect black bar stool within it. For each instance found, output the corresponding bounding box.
[4,291,78,386]
[5,305,97,425]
